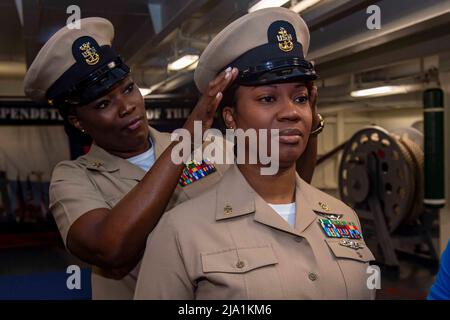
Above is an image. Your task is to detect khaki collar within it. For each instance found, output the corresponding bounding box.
[79,126,171,181]
[215,165,318,237]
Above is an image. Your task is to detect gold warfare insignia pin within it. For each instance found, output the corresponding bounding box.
[80,41,100,65]
[277,27,293,52]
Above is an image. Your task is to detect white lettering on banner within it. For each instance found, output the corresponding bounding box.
[50,108,63,120]
[0,108,65,121]
[19,108,29,120]
[30,108,40,119]
[165,108,192,120]
[146,108,162,120]
[0,108,10,119]
[11,108,19,120]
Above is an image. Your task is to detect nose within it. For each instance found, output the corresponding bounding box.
[277,96,301,122]
[118,98,136,118]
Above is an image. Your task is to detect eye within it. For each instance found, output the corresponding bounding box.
[94,100,109,109]
[124,83,135,95]
[258,96,275,103]
[294,95,309,104]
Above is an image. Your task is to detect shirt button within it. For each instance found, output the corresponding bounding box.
[236,261,245,269]
[308,272,318,281]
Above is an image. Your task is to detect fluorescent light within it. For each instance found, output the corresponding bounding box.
[139,88,152,96]
[187,60,199,71]
[350,85,414,98]
[167,54,199,71]
[290,0,322,13]
[248,0,290,13]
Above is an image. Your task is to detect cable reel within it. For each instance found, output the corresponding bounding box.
[338,126,424,232]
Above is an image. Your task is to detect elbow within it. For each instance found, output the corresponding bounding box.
[94,264,133,280]
[100,267,131,280]
[66,219,139,273]
[95,238,132,270]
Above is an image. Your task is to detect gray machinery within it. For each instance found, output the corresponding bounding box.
[336,89,445,269]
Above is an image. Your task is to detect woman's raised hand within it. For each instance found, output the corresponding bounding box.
[184,67,239,135]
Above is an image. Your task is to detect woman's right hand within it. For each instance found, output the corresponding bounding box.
[183,67,238,135]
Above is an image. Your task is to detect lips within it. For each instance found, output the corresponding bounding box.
[278,128,304,144]
[123,116,144,131]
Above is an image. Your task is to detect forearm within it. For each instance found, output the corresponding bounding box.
[67,68,238,271]
[95,141,185,267]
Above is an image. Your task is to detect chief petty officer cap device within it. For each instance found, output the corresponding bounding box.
[194,7,317,93]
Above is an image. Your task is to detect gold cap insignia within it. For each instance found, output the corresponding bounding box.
[79,42,100,65]
[277,27,293,52]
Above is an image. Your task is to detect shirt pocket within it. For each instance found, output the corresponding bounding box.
[324,238,376,300]
[199,245,283,299]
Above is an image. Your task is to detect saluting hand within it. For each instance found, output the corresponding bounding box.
[183,67,239,135]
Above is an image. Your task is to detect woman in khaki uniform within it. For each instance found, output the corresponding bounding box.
[23,16,321,299]
[22,17,239,299]
[135,7,376,300]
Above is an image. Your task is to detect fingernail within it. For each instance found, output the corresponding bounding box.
[225,67,232,73]
[216,92,222,99]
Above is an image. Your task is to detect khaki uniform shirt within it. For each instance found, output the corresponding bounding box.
[135,164,376,300]
[49,126,228,299]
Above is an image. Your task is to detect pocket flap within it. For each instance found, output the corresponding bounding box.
[201,245,278,273]
[325,238,375,262]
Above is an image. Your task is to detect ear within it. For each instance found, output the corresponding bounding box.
[67,114,84,132]
[222,106,236,129]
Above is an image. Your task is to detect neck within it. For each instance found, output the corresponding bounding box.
[237,163,297,204]
[95,137,151,159]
